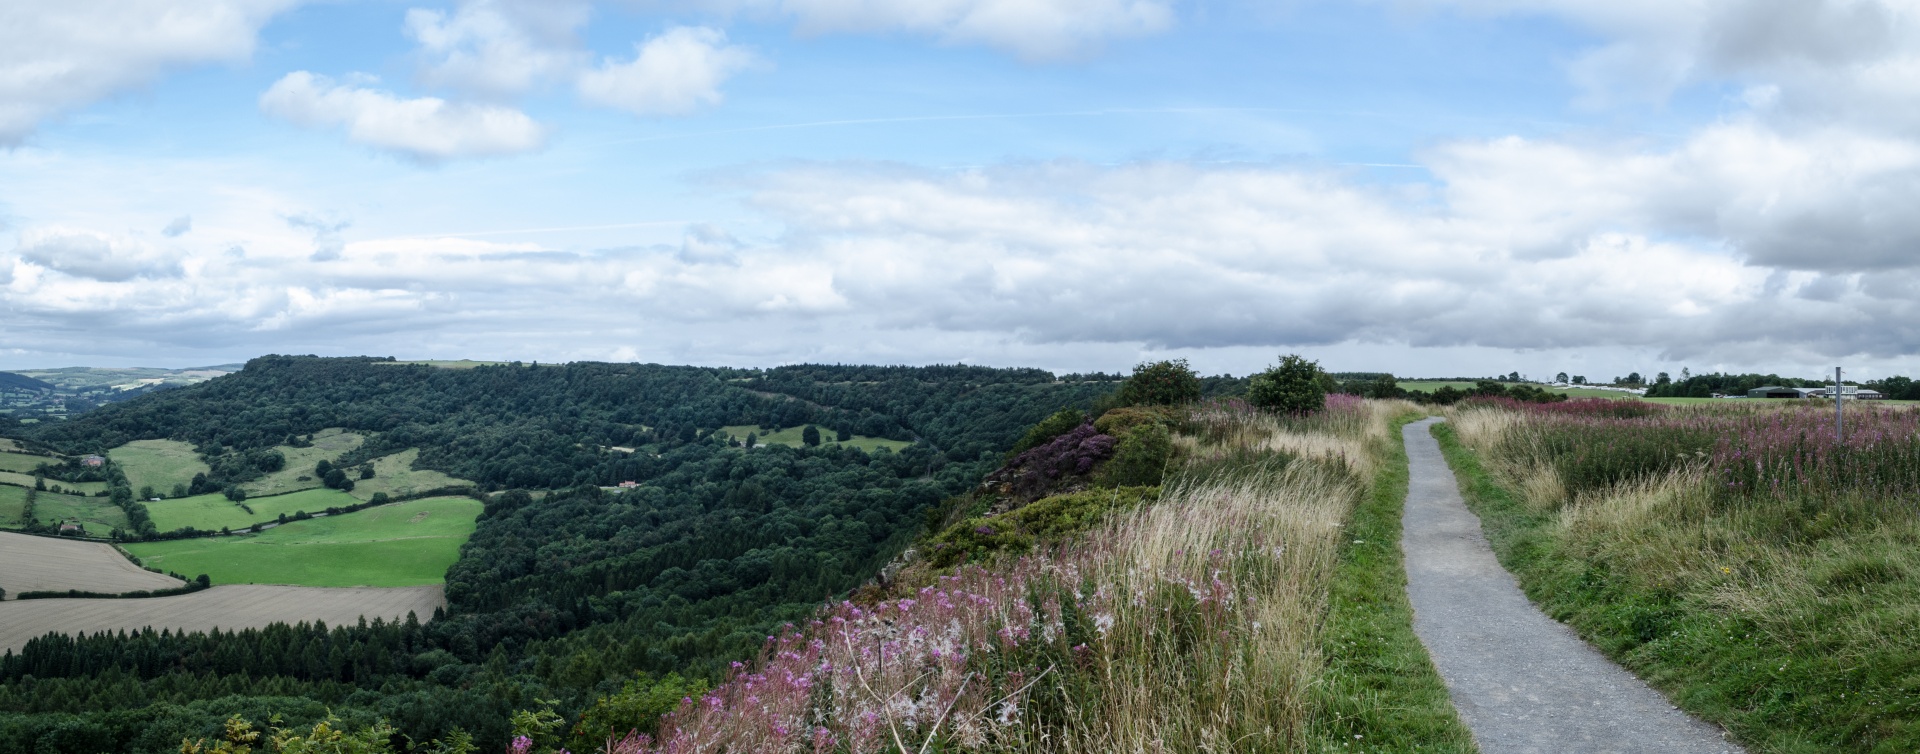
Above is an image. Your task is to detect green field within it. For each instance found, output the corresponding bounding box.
[347,448,471,501]
[0,452,57,474]
[717,425,914,453]
[0,471,107,495]
[0,485,124,531]
[34,490,129,532]
[146,487,362,533]
[0,486,26,527]
[111,439,210,496]
[239,428,366,497]
[125,496,482,587]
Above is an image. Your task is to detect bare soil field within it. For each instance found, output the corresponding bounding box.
[0,584,445,652]
[0,531,182,596]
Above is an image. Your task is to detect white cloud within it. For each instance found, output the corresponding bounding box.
[578,27,758,116]
[691,0,1175,60]
[11,227,184,281]
[0,0,299,145]
[259,72,547,161]
[405,0,590,98]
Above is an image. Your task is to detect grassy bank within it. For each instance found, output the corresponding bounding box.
[1309,413,1476,753]
[1435,408,1920,753]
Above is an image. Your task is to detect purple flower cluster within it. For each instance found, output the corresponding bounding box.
[993,423,1115,499]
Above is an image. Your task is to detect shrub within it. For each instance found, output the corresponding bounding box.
[1117,359,1202,407]
[1092,405,1178,437]
[989,423,1117,500]
[1248,354,1326,414]
[926,486,1159,567]
[1099,424,1174,488]
[1012,408,1088,454]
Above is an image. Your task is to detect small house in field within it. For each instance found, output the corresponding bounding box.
[617,480,640,489]
[80,454,106,467]
[58,522,83,534]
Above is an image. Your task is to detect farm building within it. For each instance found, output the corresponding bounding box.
[80,454,105,467]
[1809,386,1885,400]
[1747,386,1811,398]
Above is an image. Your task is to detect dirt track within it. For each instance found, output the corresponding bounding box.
[0,584,445,652]
[0,531,184,596]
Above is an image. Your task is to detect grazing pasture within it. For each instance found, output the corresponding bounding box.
[0,584,444,653]
[0,488,23,527]
[347,448,472,501]
[0,531,182,597]
[110,439,209,495]
[717,424,914,452]
[239,428,365,497]
[126,496,481,587]
[32,490,129,532]
[0,452,56,474]
[145,487,360,533]
[0,470,106,495]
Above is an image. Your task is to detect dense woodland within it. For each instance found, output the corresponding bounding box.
[0,358,1118,752]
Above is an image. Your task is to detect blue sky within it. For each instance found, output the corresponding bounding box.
[5,0,1920,381]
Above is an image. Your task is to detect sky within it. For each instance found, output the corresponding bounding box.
[4,0,1920,381]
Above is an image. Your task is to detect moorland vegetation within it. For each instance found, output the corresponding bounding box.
[1440,398,1920,752]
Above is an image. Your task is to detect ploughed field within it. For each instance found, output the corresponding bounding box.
[0,584,445,653]
[125,496,481,587]
[0,531,183,597]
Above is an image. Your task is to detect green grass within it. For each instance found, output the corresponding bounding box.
[125,496,482,587]
[239,428,366,497]
[0,452,57,474]
[717,425,914,453]
[33,490,130,532]
[1434,422,1920,753]
[1307,413,1478,753]
[0,486,27,527]
[111,439,210,496]
[0,470,107,495]
[146,487,362,533]
[347,448,472,501]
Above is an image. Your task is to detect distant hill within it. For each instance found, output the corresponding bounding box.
[9,365,243,391]
[0,372,56,392]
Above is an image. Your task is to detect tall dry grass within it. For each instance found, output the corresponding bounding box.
[633,398,1393,754]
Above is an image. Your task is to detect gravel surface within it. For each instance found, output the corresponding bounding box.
[1401,417,1744,754]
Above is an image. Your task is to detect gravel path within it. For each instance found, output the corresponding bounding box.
[1400,417,1743,754]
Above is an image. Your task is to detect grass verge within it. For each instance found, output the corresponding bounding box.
[1433,420,1920,753]
[1308,413,1477,753]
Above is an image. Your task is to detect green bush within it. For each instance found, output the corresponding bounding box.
[1117,360,1202,407]
[1092,405,1178,437]
[925,486,1159,567]
[571,673,710,749]
[1011,408,1088,454]
[1249,354,1326,414]
[1098,424,1173,488]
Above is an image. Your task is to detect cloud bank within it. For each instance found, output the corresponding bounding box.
[259,72,548,161]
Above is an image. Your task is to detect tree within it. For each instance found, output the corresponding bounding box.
[360,465,375,480]
[1555,372,1569,384]
[1655,372,1672,386]
[1573,375,1587,385]
[744,432,757,448]
[1248,354,1327,414]
[1625,372,1644,385]
[836,426,853,442]
[802,425,822,447]
[1366,374,1401,399]
[224,487,248,503]
[139,485,155,500]
[1117,360,1202,407]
